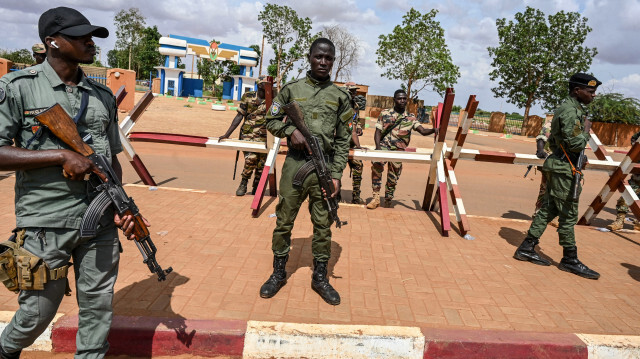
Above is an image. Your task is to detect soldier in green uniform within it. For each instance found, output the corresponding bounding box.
[259,38,354,305]
[31,43,46,65]
[514,73,601,280]
[607,130,640,231]
[219,76,269,196]
[366,89,436,209]
[343,82,365,204]
[0,7,138,358]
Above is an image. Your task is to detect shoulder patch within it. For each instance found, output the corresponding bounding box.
[0,88,5,104]
[270,101,281,116]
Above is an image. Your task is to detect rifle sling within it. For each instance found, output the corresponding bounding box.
[380,116,404,141]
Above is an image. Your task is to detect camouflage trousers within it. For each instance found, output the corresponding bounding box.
[241,152,267,182]
[348,159,363,196]
[371,161,403,199]
[615,177,640,214]
[533,172,548,218]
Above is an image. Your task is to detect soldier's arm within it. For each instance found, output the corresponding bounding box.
[558,109,589,153]
[266,87,297,138]
[374,111,384,150]
[0,81,92,174]
[220,112,244,139]
[330,99,355,180]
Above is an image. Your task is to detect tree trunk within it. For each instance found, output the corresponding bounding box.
[406,79,413,112]
[128,44,132,70]
[259,35,264,77]
[524,92,534,122]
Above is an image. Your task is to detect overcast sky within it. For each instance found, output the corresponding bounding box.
[1,0,639,116]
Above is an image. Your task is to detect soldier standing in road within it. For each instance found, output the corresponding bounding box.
[366,89,437,209]
[219,76,269,196]
[259,38,354,305]
[344,82,365,204]
[32,43,46,65]
[0,7,138,358]
[514,73,601,280]
[606,130,640,231]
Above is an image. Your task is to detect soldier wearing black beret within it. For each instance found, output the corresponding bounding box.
[514,72,601,280]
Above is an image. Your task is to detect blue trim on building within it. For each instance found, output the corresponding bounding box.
[160,44,187,51]
[168,34,210,47]
[239,66,246,76]
[218,43,254,52]
[178,72,184,96]
[160,69,166,94]
[239,55,256,61]
[250,68,253,77]
[164,56,169,67]
[237,77,243,101]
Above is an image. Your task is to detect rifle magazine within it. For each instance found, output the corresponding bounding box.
[80,191,113,239]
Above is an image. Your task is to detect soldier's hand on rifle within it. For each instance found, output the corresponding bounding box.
[114,213,150,240]
[290,129,312,154]
[321,179,341,199]
[60,150,107,182]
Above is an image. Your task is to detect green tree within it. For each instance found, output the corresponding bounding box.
[114,7,146,71]
[136,25,163,80]
[249,44,261,69]
[258,3,319,89]
[197,39,238,96]
[589,93,640,125]
[106,49,127,68]
[376,8,459,100]
[487,7,597,120]
[0,49,34,64]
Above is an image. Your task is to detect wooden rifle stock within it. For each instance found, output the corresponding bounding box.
[34,104,95,156]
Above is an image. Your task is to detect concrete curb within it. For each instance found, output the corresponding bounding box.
[1,312,639,358]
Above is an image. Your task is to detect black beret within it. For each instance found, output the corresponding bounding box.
[569,73,602,88]
[38,7,108,43]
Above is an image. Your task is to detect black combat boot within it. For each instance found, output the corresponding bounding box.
[311,259,340,305]
[514,236,551,266]
[260,255,288,298]
[0,344,21,359]
[251,176,260,195]
[559,246,600,279]
[235,178,248,196]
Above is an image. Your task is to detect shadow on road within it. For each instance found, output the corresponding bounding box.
[501,210,531,221]
[111,271,195,358]
[621,263,640,282]
[286,236,342,281]
[498,226,557,266]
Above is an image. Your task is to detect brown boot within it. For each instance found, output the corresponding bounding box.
[382,197,392,208]
[606,213,626,231]
[366,192,380,209]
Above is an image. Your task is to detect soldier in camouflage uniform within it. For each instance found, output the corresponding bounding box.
[514,73,601,280]
[607,130,640,231]
[366,89,436,209]
[219,76,268,196]
[32,43,46,65]
[344,82,365,204]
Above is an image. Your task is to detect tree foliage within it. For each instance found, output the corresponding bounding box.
[136,25,163,80]
[376,8,459,99]
[258,3,319,89]
[0,48,34,64]
[487,7,597,120]
[196,39,241,96]
[322,24,361,82]
[589,93,640,125]
[114,7,146,70]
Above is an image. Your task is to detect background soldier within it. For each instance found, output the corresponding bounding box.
[344,82,365,204]
[32,43,46,65]
[531,118,559,227]
[219,76,269,196]
[607,130,640,231]
[514,73,601,280]
[0,7,137,358]
[366,89,436,209]
[259,38,353,305]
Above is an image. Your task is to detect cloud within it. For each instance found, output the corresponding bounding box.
[583,0,640,65]
[601,73,640,99]
[376,0,411,12]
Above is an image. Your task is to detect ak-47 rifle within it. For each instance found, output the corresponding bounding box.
[35,104,173,281]
[524,165,533,178]
[282,101,344,228]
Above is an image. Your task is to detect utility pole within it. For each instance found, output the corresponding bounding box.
[259,35,264,76]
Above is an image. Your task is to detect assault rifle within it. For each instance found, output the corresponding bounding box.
[35,104,173,281]
[282,101,345,228]
[570,118,591,202]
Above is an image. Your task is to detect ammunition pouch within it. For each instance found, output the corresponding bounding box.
[0,229,71,294]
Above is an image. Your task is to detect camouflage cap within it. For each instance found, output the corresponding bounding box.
[32,43,46,54]
[569,73,602,88]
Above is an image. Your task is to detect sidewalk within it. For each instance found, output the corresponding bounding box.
[0,176,639,357]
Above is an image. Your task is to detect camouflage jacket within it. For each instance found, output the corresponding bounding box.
[536,117,552,154]
[238,91,267,142]
[376,108,420,150]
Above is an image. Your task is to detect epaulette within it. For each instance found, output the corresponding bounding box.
[86,78,114,95]
[281,77,303,90]
[0,67,39,85]
[333,83,351,98]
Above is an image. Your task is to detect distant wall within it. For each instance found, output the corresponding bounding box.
[106,68,136,112]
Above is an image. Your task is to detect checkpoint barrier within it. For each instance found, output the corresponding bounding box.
[123,87,639,237]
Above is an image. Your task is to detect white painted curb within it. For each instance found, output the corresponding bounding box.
[577,334,640,359]
[243,321,425,359]
[0,311,63,351]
